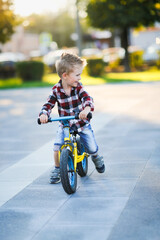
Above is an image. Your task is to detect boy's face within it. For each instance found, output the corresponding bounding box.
[64,65,83,88]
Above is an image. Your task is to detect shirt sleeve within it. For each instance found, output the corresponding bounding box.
[78,84,94,111]
[39,88,57,116]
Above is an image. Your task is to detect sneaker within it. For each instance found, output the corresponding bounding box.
[91,155,105,173]
[50,167,61,184]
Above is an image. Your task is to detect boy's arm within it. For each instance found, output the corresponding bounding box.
[39,88,57,123]
[78,84,94,112]
[79,106,91,120]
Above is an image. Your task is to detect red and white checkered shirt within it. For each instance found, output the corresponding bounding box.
[40,79,94,132]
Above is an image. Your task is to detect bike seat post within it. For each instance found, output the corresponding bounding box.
[72,133,77,143]
[70,124,78,143]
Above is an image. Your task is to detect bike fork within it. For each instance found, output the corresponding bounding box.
[73,137,78,172]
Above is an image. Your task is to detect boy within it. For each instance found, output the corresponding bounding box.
[39,53,105,184]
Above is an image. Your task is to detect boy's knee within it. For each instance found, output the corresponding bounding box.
[53,144,61,151]
[86,146,98,155]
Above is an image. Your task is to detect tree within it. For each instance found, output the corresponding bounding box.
[87,0,160,71]
[0,0,17,44]
[24,11,76,48]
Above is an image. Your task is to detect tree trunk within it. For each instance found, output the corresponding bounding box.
[121,27,131,72]
[76,0,82,56]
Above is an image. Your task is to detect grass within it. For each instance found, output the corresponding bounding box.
[0,73,106,89]
[0,69,160,89]
[43,73,106,86]
[105,70,160,83]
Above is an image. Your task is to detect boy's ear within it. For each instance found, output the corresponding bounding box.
[62,72,67,79]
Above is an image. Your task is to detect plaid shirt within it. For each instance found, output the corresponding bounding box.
[40,79,94,132]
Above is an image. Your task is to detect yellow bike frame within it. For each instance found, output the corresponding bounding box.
[59,126,89,172]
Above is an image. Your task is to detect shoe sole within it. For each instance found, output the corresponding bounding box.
[96,165,105,173]
[50,179,61,184]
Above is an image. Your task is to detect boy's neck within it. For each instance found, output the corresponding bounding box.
[61,79,72,95]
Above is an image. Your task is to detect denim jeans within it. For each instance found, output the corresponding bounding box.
[54,124,98,155]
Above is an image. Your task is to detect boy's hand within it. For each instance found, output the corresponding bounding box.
[79,106,91,120]
[39,114,48,124]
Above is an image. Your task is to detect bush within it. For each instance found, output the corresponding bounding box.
[16,61,44,81]
[86,58,105,77]
[0,61,16,78]
[130,51,144,70]
[156,50,160,69]
[108,58,122,71]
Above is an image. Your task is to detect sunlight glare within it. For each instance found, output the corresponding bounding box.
[13,0,70,16]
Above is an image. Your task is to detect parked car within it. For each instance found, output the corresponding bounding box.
[43,48,78,71]
[102,47,125,63]
[43,49,64,68]
[0,52,26,78]
[143,44,160,62]
[0,52,26,62]
[81,48,103,58]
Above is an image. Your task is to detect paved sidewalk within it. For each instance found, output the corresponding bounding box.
[0,82,160,240]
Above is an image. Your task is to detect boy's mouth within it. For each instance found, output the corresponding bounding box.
[73,81,78,85]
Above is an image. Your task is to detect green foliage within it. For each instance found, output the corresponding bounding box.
[87,0,160,72]
[108,58,121,71]
[156,50,160,68]
[0,0,17,43]
[16,61,44,82]
[86,58,105,76]
[130,51,144,70]
[87,0,160,29]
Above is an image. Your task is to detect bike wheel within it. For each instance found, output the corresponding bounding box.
[77,137,88,177]
[60,148,77,194]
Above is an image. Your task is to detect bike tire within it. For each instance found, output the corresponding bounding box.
[77,137,88,177]
[60,148,77,194]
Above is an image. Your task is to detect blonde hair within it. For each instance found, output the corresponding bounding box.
[56,52,87,78]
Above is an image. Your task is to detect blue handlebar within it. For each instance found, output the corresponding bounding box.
[37,112,92,125]
[37,115,76,125]
[48,116,75,122]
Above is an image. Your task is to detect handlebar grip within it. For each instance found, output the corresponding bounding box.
[87,112,92,120]
[37,117,52,125]
[75,112,92,120]
[37,118,41,125]
[75,112,79,119]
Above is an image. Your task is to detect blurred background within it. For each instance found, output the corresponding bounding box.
[0,0,160,86]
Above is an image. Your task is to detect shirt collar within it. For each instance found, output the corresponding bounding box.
[59,79,75,94]
[59,79,65,93]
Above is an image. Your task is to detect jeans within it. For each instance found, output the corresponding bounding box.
[54,124,98,155]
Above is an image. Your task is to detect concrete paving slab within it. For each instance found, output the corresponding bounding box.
[0,208,54,240]
[0,141,53,206]
[0,181,30,202]
[106,147,153,162]
[146,153,160,168]
[33,224,113,240]
[46,197,128,226]
[107,168,160,240]
[114,136,157,149]
[2,185,68,209]
[103,161,146,178]
[73,179,136,198]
